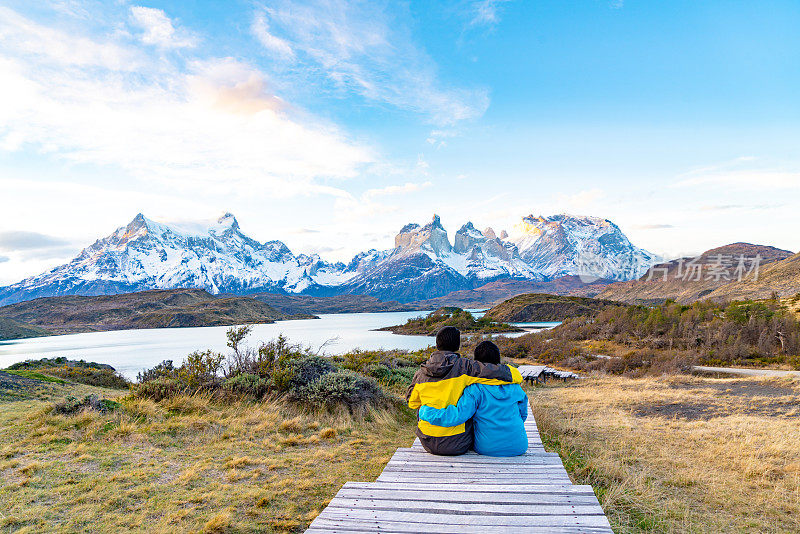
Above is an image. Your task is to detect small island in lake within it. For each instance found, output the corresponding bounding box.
[378,307,523,336]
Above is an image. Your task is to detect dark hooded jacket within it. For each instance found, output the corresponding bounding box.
[406,350,522,456]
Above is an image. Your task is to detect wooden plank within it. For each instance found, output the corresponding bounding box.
[375,475,573,483]
[385,458,564,467]
[390,452,554,460]
[381,466,569,475]
[323,498,606,516]
[375,476,574,484]
[333,488,602,505]
[394,448,551,456]
[308,519,613,533]
[342,482,598,494]
[314,509,613,528]
[387,456,563,465]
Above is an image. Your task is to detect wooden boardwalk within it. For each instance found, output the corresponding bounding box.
[306,401,612,533]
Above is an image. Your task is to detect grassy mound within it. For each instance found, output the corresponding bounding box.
[483,293,622,322]
[379,307,522,335]
[6,358,130,389]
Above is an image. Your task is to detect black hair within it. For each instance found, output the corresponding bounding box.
[435,326,460,352]
[473,340,501,364]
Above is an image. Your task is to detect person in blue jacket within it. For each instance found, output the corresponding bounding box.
[418,340,528,457]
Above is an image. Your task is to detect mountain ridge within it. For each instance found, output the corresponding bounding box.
[1,211,656,305]
[598,243,795,304]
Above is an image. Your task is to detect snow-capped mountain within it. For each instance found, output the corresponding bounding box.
[0,213,351,304]
[510,214,657,282]
[0,212,657,305]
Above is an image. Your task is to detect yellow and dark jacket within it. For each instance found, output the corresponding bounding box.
[406,350,522,456]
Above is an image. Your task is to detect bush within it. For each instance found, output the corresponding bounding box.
[222,373,272,399]
[137,360,176,383]
[46,366,129,389]
[272,355,336,392]
[133,328,396,410]
[132,377,184,402]
[177,350,224,390]
[54,394,121,415]
[366,363,416,387]
[295,370,380,408]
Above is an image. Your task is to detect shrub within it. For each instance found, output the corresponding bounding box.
[222,373,272,399]
[46,366,129,389]
[366,363,416,387]
[54,394,121,415]
[272,355,336,392]
[225,330,301,377]
[137,360,177,383]
[295,370,380,408]
[177,350,224,390]
[132,377,184,401]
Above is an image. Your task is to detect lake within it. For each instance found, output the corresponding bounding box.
[0,311,557,380]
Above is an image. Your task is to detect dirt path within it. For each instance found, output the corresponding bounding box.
[693,366,800,378]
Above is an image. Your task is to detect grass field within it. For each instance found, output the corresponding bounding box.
[528,374,800,533]
[0,382,417,533]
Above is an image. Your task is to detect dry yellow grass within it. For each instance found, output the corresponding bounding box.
[528,374,800,533]
[0,390,416,533]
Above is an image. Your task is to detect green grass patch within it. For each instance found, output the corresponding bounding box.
[5,370,66,384]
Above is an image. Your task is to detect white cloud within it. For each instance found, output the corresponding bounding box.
[363,181,432,200]
[631,224,675,230]
[554,188,605,210]
[255,0,489,125]
[675,158,800,190]
[0,7,373,198]
[469,0,512,29]
[0,6,140,70]
[129,6,197,48]
[251,13,294,59]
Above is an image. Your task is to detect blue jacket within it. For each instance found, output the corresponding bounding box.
[418,383,529,457]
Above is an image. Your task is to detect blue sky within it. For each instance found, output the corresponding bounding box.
[1,0,799,284]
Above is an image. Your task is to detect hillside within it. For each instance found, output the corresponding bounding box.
[483,293,623,322]
[598,243,793,304]
[0,289,308,336]
[248,293,414,315]
[378,307,522,335]
[409,276,614,309]
[704,252,800,301]
[0,317,53,341]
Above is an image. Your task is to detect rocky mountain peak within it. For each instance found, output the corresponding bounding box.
[395,215,452,257]
[454,222,485,254]
[216,212,239,232]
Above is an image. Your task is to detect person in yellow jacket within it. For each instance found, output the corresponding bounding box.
[406,326,522,455]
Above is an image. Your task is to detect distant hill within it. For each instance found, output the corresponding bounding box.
[0,317,53,341]
[0,288,308,336]
[704,252,800,302]
[248,293,414,315]
[407,276,614,310]
[598,243,793,304]
[378,307,522,335]
[483,293,623,322]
